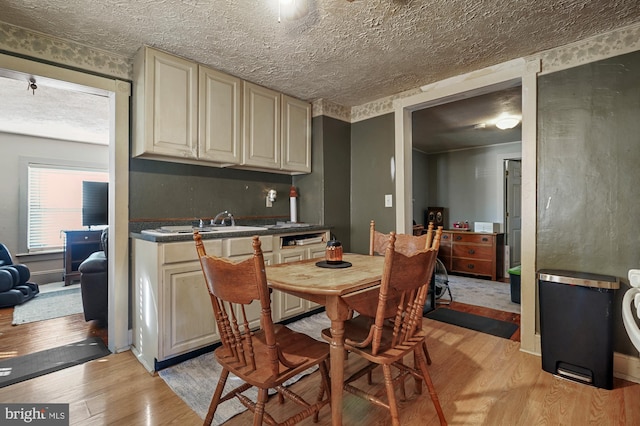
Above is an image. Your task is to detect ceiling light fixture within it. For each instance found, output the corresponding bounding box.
[278,0,293,23]
[495,115,521,130]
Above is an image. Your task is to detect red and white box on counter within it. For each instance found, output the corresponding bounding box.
[474,222,501,233]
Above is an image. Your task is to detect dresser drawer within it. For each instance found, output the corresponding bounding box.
[451,258,494,276]
[452,243,494,259]
[450,233,494,245]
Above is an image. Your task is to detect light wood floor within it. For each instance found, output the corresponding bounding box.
[1,304,639,425]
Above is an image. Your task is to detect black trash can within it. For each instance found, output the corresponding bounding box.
[538,269,619,390]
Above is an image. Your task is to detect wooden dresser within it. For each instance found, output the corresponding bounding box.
[438,230,505,281]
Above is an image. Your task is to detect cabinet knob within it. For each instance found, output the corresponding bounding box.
[468,249,475,255]
[467,264,474,269]
[482,237,488,242]
[84,236,89,240]
[455,235,462,241]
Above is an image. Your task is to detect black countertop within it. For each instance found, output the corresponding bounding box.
[130,224,330,243]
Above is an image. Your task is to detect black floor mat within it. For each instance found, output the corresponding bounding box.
[425,308,518,339]
[0,337,110,388]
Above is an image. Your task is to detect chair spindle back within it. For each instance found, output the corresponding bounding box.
[194,232,279,377]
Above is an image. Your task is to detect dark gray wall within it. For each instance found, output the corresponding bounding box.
[295,115,351,248]
[129,158,292,222]
[538,50,640,355]
[351,113,396,254]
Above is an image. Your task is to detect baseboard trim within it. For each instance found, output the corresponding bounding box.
[30,270,64,285]
[614,352,640,384]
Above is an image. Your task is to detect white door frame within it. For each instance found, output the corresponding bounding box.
[0,53,131,353]
[393,58,541,354]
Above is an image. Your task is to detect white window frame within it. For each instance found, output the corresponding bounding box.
[18,157,108,253]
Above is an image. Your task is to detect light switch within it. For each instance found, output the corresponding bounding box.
[385,194,393,207]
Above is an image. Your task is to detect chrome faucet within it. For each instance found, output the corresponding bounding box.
[211,210,235,226]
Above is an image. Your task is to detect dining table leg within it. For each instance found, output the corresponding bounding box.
[325,299,349,426]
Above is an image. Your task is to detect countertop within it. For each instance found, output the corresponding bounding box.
[130,224,330,243]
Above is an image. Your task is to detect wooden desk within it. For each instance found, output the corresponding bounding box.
[266,253,384,426]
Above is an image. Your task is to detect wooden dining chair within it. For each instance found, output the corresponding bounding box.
[368,220,442,366]
[194,232,331,426]
[323,231,447,426]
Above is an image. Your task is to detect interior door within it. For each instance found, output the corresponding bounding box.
[505,159,522,267]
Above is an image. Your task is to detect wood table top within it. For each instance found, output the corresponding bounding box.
[266,253,384,296]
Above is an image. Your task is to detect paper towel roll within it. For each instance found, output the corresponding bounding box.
[290,197,297,223]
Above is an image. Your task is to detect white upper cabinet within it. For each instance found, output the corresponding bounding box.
[242,82,312,174]
[198,66,242,164]
[242,81,280,169]
[133,46,310,174]
[281,95,311,173]
[133,46,198,159]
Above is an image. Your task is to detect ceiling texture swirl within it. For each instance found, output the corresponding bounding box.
[2,0,640,107]
[1,0,639,149]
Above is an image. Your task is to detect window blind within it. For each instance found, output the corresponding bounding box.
[27,164,107,252]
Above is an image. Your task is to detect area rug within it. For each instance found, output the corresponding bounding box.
[159,312,330,424]
[12,287,83,325]
[445,274,520,314]
[425,307,519,339]
[0,337,110,388]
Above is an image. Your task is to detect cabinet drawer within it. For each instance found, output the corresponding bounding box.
[452,244,494,260]
[162,240,223,264]
[451,258,493,276]
[450,233,494,245]
[438,239,451,255]
[66,231,101,243]
[224,236,273,257]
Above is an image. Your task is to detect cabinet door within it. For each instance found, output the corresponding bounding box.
[136,47,198,158]
[243,82,280,169]
[305,245,325,309]
[274,248,307,319]
[160,262,218,360]
[199,66,241,164]
[277,248,305,264]
[281,95,311,173]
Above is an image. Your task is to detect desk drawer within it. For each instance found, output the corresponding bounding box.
[452,244,494,259]
[451,258,493,276]
[450,233,494,245]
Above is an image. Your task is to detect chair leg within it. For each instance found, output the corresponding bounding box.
[313,359,332,422]
[415,349,447,425]
[253,388,268,426]
[414,340,433,395]
[382,364,401,426]
[423,340,432,365]
[204,369,230,426]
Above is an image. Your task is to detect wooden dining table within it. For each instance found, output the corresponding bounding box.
[266,253,385,426]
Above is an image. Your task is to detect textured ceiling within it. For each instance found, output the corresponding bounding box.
[1,1,639,151]
[1,0,640,107]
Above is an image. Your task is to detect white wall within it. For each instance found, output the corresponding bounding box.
[0,131,108,282]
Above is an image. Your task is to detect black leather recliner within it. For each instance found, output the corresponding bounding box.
[78,228,108,325]
[0,243,39,308]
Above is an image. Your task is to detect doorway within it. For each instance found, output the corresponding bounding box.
[505,159,522,268]
[0,52,130,353]
[394,57,539,353]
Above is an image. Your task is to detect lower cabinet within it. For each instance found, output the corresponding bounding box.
[132,229,329,372]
